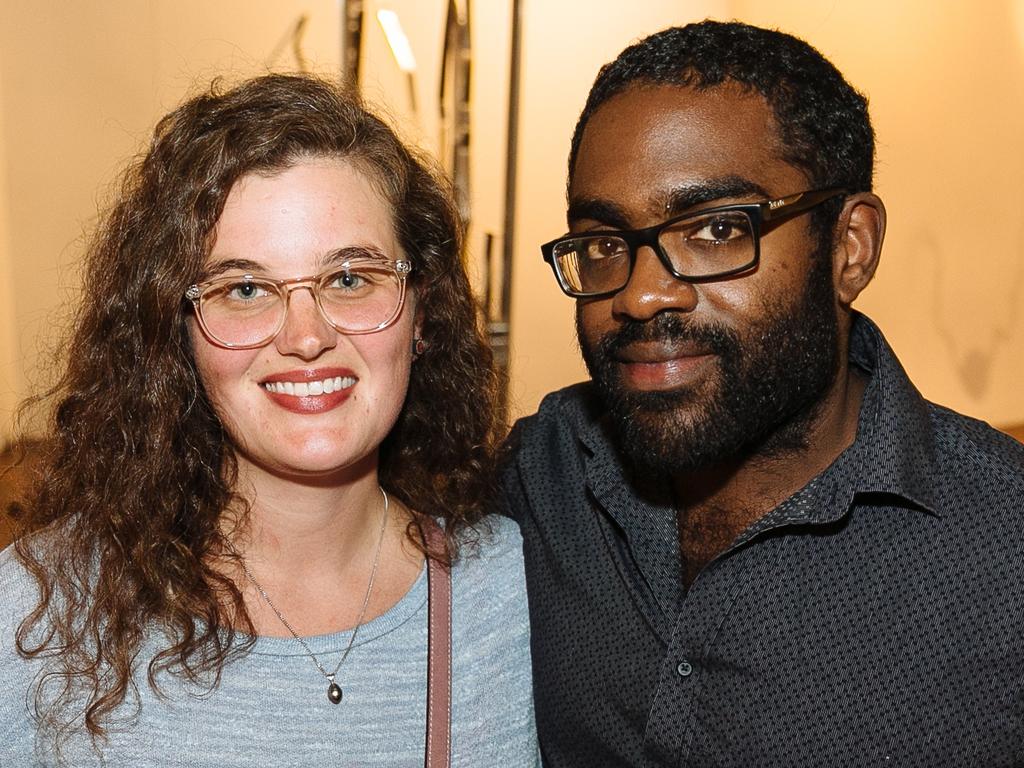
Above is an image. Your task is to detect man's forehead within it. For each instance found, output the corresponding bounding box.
[568,83,799,222]
[581,80,777,135]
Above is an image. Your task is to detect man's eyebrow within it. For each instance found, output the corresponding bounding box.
[566,199,632,229]
[566,178,773,231]
[662,178,771,216]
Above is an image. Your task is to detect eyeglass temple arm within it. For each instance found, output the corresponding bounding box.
[762,188,847,223]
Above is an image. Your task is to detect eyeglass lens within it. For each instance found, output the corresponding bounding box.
[198,262,403,346]
[553,209,756,295]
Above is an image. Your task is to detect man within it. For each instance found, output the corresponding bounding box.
[499,20,1024,767]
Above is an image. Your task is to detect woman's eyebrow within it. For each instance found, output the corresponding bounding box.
[199,257,265,280]
[198,245,395,282]
[320,245,390,266]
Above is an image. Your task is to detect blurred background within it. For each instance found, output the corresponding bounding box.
[2,0,1023,445]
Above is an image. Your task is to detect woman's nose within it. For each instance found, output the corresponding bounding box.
[273,286,338,360]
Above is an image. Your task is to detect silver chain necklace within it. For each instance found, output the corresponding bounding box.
[230,486,389,705]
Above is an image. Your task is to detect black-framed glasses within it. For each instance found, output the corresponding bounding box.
[541,188,846,298]
[185,257,412,349]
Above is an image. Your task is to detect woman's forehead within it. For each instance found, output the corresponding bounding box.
[208,157,403,274]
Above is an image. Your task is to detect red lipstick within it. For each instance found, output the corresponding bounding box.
[260,367,358,414]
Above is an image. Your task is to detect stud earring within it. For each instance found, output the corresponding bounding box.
[412,338,428,357]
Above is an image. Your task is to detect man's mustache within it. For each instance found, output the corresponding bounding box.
[598,313,739,358]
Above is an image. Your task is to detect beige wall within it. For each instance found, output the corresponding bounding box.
[0,62,17,438]
[2,1,1023,443]
[0,1,341,441]
[1,3,157,437]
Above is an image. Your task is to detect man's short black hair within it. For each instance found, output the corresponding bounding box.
[569,20,874,229]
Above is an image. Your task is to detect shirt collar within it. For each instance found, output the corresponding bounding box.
[570,391,682,613]
[840,312,939,515]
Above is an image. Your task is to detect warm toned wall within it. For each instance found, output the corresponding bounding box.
[0,62,17,439]
[1,3,159,437]
[0,1,342,442]
[2,2,1023,441]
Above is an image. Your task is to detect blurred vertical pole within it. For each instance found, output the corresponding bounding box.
[341,0,364,87]
[441,0,472,229]
[495,0,522,422]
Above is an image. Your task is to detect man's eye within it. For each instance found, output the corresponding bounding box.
[586,237,628,259]
[689,214,750,242]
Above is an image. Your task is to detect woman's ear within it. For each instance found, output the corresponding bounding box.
[412,301,426,358]
[832,192,886,306]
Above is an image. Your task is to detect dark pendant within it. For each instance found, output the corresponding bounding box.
[328,681,343,704]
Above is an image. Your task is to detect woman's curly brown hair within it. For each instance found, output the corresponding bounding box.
[13,74,501,753]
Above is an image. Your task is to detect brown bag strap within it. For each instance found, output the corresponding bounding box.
[421,517,452,768]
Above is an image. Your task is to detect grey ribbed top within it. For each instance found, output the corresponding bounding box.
[0,515,538,767]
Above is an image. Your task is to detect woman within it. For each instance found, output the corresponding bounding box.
[0,74,536,766]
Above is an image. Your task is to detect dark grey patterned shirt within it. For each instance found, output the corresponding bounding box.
[499,314,1024,767]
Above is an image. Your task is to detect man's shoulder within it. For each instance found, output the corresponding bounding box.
[502,382,608,469]
[927,404,1024,474]
[510,382,601,441]
[925,402,1024,507]
[497,383,606,512]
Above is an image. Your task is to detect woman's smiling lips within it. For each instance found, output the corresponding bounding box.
[260,367,357,413]
[614,342,715,391]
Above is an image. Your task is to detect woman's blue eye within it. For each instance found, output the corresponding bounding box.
[331,272,367,290]
[227,281,269,301]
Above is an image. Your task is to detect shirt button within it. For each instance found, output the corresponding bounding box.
[676,660,693,677]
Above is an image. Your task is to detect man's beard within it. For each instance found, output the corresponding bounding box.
[578,254,840,476]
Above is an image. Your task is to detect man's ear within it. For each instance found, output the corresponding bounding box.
[832,192,886,306]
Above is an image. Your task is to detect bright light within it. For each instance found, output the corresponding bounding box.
[376,9,417,73]
[1016,0,1024,58]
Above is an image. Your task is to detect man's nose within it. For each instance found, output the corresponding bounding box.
[273,286,338,360]
[611,246,698,321]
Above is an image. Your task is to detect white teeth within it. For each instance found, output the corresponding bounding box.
[264,376,355,396]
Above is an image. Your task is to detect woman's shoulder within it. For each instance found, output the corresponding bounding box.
[0,544,43,732]
[448,515,527,621]
[0,544,42,638]
[0,546,34,721]
[451,514,523,575]
[0,543,38,603]
[446,517,536,763]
